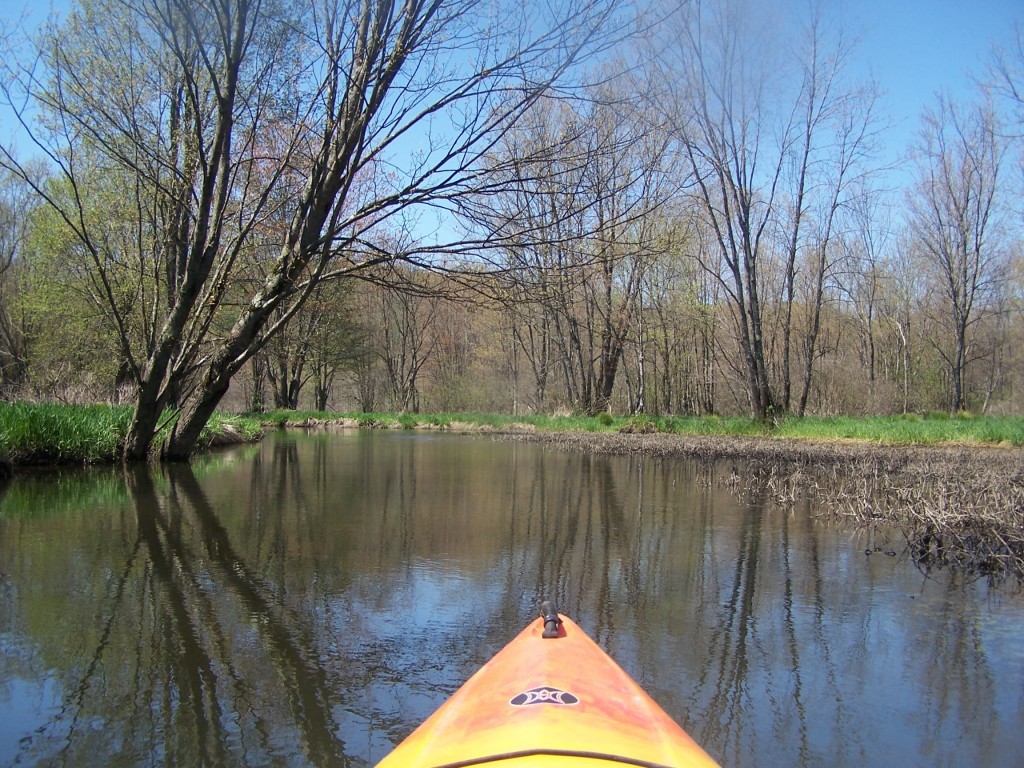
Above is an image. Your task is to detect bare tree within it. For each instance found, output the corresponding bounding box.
[785,13,881,416]
[0,0,620,458]
[307,283,366,411]
[908,95,1009,413]
[990,22,1024,168]
[835,186,898,410]
[649,0,877,419]
[465,77,676,415]
[632,216,719,415]
[373,268,440,413]
[467,97,583,412]
[654,0,783,419]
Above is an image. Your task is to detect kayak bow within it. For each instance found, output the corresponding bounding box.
[376,602,719,768]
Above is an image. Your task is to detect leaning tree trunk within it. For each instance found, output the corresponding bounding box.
[124,332,183,460]
[161,270,302,459]
[162,365,234,461]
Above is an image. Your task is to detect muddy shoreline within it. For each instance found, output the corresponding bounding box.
[493,428,1022,465]
[495,430,1024,585]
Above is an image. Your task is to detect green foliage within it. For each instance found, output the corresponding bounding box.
[0,402,133,463]
[14,183,133,400]
[0,403,266,464]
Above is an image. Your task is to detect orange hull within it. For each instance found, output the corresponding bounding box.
[376,609,719,768]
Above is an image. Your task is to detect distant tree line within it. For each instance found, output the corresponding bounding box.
[0,0,1022,455]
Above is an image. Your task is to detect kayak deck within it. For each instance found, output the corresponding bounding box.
[376,608,719,768]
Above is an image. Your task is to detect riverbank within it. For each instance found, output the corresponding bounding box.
[4,403,1021,583]
[0,402,264,465]
[5,404,1023,465]
[263,409,1024,447]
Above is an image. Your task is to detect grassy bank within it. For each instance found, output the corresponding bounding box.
[3,403,1022,466]
[4,402,1023,582]
[0,402,264,465]
[258,409,1024,447]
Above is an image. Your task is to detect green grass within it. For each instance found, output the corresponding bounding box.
[5,403,1022,467]
[0,402,134,463]
[198,411,265,445]
[253,409,1024,447]
[772,414,1024,446]
[0,402,266,465]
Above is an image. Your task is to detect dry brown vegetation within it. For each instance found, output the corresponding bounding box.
[502,431,1024,585]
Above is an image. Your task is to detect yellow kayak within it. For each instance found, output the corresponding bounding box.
[376,602,720,767]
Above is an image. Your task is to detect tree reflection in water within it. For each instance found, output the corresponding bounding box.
[1,431,1022,767]
[1,460,348,766]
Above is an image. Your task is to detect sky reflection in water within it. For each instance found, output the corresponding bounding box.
[1,430,1022,767]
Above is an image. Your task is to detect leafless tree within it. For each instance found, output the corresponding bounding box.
[785,13,881,416]
[263,283,360,411]
[908,95,1009,413]
[835,186,898,410]
[630,217,719,416]
[0,0,621,458]
[373,268,440,413]
[649,0,879,419]
[990,22,1024,169]
[464,76,677,415]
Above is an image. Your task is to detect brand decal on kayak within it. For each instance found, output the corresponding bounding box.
[509,686,580,706]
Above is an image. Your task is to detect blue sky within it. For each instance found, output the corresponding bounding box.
[838,0,1022,164]
[0,0,1021,180]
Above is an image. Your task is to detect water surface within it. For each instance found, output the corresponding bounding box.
[1,430,1021,766]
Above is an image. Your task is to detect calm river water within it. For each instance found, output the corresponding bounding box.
[1,430,1022,767]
